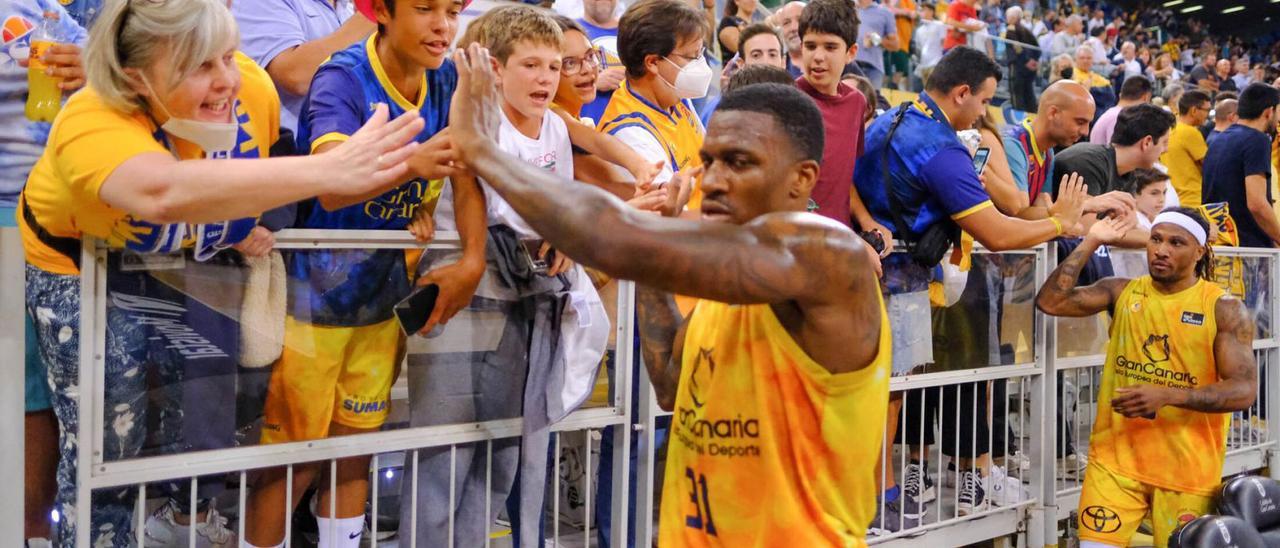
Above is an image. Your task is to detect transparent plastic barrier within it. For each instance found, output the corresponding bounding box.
[1057,248,1276,361]
[74,231,635,547]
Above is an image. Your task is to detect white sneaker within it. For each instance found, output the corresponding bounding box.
[25,539,52,548]
[988,466,1029,507]
[143,500,236,548]
[1059,453,1088,479]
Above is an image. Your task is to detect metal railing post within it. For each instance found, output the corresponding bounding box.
[0,227,25,547]
[1028,242,1058,548]
[611,281,636,548]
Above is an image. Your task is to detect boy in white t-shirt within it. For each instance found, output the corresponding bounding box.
[398,6,612,547]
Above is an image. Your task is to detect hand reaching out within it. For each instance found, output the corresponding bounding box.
[1051,172,1088,231]
[407,207,435,243]
[660,167,701,218]
[321,104,425,200]
[627,182,670,212]
[406,128,462,181]
[1085,211,1137,246]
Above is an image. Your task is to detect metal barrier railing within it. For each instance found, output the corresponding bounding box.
[44,235,1280,547]
[72,230,638,547]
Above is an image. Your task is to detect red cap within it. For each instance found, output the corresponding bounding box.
[355,0,376,21]
[355,0,470,22]
[1106,27,1118,38]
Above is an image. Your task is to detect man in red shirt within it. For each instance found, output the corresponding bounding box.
[943,0,983,52]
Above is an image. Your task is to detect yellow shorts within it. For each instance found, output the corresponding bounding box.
[1077,461,1213,548]
[261,316,404,443]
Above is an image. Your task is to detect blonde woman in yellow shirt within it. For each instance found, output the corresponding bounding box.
[20,0,424,545]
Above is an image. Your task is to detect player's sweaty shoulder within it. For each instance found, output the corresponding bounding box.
[746,212,875,302]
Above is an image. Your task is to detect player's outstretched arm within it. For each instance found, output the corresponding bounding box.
[1036,216,1131,317]
[446,44,877,307]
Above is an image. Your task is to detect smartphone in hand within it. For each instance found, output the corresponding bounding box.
[395,284,440,336]
[972,147,991,174]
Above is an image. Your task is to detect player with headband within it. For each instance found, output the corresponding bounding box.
[1035,207,1258,548]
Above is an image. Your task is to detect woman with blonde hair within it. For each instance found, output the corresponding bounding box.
[20,0,423,544]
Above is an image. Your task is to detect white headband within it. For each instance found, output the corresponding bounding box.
[1152,211,1207,245]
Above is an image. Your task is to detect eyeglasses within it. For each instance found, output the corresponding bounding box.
[669,48,707,64]
[562,48,605,76]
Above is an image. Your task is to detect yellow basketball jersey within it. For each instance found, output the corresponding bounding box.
[599,83,706,316]
[658,299,891,547]
[1092,276,1229,496]
[598,82,704,211]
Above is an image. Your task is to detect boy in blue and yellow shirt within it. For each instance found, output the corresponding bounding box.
[243,0,487,546]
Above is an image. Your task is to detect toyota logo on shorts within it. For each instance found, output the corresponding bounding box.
[1081,506,1122,533]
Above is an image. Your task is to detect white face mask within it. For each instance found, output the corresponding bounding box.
[661,55,713,99]
[140,74,240,153]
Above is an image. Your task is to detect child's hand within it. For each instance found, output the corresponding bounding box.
[408,209,436,243]
[630,160,664,188]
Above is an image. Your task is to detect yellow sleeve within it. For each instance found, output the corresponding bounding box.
[236,51,282,154]
[49,89,167,200]
[1189,128,1208,162]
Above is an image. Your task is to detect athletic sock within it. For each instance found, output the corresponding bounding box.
[883,485,902,503]
[316,515,365,548]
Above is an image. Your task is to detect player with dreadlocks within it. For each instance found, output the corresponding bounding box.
[1035,207,1257,548]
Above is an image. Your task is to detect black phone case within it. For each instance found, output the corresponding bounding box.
[395,284,440,335]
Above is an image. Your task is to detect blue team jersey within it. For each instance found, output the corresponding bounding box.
[290,34,456,327]
[53,0,100,28]
[0,0,87,208]
[852,93,992,293]
[576,18,618,123]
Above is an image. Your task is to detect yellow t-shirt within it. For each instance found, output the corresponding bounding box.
[659,298,891,547]
[599,82,706,315]
[1091,276,1229,496]
[1162,122,1208,208]
[892,0,915,52]
[19,52,280,275]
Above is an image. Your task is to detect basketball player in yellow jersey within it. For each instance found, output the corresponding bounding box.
[447,44,889,546]
[1036,208,1258,548]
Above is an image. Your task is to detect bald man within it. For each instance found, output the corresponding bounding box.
[767,1,808,77]
[1214,59,1238,93]
[1000,80,1099,218]
[1208,99,1238,145]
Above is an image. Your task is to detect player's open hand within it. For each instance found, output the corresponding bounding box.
[323,103,423,199]
[449,44,503,164]
[1112,385,1171,419]
[415,258,485,335]
[1085,213,1136,247]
